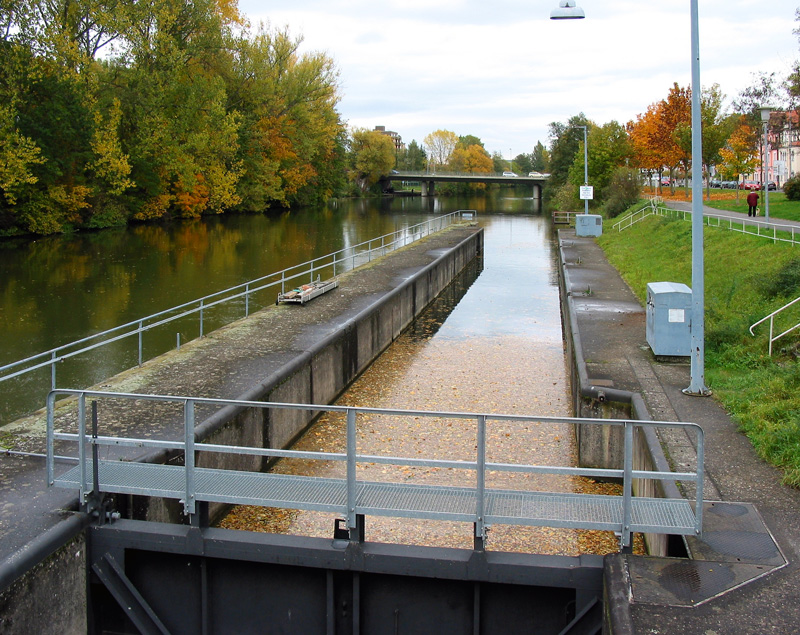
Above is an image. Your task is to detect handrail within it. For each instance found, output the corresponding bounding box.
[46,389,705,551]
[749,296,800,356]
[1,211,475,409]
[614,203,800,247]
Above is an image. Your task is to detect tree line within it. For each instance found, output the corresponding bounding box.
[1,0,346,235]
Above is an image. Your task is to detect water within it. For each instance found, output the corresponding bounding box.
[219,213,627,555]
[0,188,540,423]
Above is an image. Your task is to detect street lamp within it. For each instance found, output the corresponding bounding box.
[550,0,585,19]
[759,106,772,224]
[550,0,708,394]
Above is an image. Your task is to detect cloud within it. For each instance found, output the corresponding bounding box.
[240,0,799,154]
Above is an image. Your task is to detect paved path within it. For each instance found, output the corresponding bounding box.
[561,227,800,633]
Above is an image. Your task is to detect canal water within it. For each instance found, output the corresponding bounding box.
[0,190,539,423]
[220,213,624,555]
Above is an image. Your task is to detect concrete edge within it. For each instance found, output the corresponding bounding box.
[0,512,90,591]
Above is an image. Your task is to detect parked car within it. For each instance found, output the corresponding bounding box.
[502,171,517,177]
[709,179,721,188]
[721,180,738,189]
[739,181,760,191]
[767,182,778,191]
[660,176,672,186]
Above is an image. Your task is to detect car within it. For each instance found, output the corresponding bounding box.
[660,176,672,186]
[709,179,721,188]
[528,171,543,177]
[739,181,760,191]
[721,180,738,189]
[502,171,517,177]
[768,182,778,191]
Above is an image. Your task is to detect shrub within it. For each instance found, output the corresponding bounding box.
[602,168,641,218]
[783,175,800,201]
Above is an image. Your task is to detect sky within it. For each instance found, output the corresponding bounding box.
[238,0,800,159]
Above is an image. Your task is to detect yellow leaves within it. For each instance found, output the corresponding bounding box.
[90,99,134,195]
[0,106,46,204]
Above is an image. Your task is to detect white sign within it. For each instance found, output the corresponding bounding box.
[668,308,685,323]
[579,186,594,200]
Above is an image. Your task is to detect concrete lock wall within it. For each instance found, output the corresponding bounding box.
[0,230,483,633]
[557,235,675,557]
[134,229,484,525]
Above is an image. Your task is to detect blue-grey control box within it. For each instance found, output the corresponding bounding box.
[646,282,692,356]
[575,214,603,237]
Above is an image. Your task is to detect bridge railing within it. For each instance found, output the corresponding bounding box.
[1,210,475,424]
[47,389,704,550]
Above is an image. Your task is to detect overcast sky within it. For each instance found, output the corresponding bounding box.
[238,0,799,159]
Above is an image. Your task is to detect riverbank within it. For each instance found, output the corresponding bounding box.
[560,227,800,634]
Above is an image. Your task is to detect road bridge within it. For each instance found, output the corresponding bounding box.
[382,171,548,197]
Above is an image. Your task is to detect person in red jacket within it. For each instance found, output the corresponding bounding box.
[747,190,759,217]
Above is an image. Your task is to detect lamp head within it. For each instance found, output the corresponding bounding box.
[550,1,585,19]
[759,106,772,124]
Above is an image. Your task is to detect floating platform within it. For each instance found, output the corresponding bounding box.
[277,278,339,305]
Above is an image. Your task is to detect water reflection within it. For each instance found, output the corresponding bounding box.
[0,188,541,422]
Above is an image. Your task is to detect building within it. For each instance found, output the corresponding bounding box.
[374,125,405,152]
[766,110,800,186]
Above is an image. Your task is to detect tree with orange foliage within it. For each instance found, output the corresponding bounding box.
[719,119,759,203]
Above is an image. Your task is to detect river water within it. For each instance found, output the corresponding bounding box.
[219,208,625,554]
[0,190,539,423]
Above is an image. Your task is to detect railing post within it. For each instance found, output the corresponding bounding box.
[199,299,204,338]
[695,426,705,537]
[621,422,634,550]
[310,261,314,283]
[475,415,487,544]
[78,393,87,505]
[46,391,56,487]
[346,409,357,530]
[51,351,56,390]
[138,321,143,367]
[769,316,775,356]
[245,283,250,317]
[184,399,196,516]
[281,271,286,295]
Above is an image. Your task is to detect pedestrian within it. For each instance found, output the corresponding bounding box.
[747,190,759,217]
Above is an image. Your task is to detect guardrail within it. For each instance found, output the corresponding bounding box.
[0,211,475,421]
[750,296,800,356]
[47,390,704,550]
[552,211,578,225]
[613,203,800,247]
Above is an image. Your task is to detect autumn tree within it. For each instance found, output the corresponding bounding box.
[423,129,457,171]
[348,127,396,192]
[719,119,759,202]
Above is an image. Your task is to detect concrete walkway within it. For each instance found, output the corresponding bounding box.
[0,225,481,562]
[560,227,800,633]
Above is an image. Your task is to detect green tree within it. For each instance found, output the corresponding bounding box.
[531,141,549,172]
[349,127,396,192]
[397,139,426,171]
[545,113,590,200]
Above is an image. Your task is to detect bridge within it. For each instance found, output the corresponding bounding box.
[382,171,548,197]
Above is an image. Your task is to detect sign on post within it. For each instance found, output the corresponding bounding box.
[579,186,594,200]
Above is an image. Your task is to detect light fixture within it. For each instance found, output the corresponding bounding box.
[550,0,585,20]
[759,105,772,223]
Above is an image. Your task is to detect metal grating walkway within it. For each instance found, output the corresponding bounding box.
[54,460,698,535]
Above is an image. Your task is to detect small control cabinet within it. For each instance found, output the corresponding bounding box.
[646,282,692,357]
[575,214,603,237]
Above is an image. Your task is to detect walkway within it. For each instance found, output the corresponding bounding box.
[560,227,800,633]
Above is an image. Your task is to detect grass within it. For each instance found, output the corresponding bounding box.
[641,186,800,223]
[597,215,800,487]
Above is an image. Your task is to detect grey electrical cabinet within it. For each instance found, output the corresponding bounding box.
[575,214,603,237]
[646,282,692,357]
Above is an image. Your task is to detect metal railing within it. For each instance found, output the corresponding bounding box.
[0,211,475,416]
[614,203,800,246]
[47,390,705,550]
[750,296,800,356]
[552,211,578,225]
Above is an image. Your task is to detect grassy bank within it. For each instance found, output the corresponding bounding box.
[597,214,800,486]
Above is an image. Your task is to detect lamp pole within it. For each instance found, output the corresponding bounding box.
[685,0,709,395]
[550,0,708,394]
[579,125,589,214]
[760,107,771,224]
